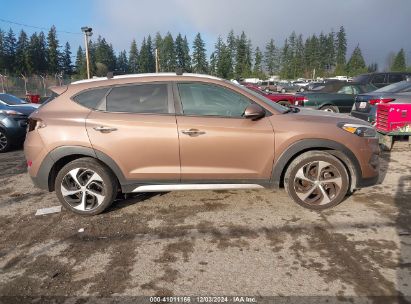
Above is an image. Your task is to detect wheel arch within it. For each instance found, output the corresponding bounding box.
[272,139,361,191]
[36,146,125,192]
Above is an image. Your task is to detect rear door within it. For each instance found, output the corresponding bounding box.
[174,82,275,181]
[85,83,180,182]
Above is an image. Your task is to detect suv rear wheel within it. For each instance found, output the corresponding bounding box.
[284,151,349,210]
[55,157,118,216]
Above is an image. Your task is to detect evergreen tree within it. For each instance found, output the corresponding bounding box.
[335,26,347,75]
[47,25,60,74]
[210,36,231,79]
[93,36,116,76]
[235,31,252,78]
[0,29,4,72]
[226,30,236,78]
[75,46,86,77]
[294,34,305,78]
[391,48,406,72]
[116,50,128,74]
[15,30,29,75]
[3,28,16,74]
[154,32,163,71]
[128,39,139,73]
[61,42,72,75]
[146,35,155,72]
[161,32,176,71]
[253,46,264,78]
[176,33,191,72]
[27,32,47,74]
[182,36,192,72]
[192,33,208,74]
[346,45,367,76]
[264,39,279,76]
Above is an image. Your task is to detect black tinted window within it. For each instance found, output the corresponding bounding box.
[388,74,404,83]
[106,84,168,113]
[371,74,386,84]
[73,88,109,109]
[178,83,251,117]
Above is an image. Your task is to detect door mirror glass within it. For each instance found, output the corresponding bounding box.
[243,104,265,120]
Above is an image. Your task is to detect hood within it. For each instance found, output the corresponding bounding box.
[291,107,371,125]
[6,104,39,115]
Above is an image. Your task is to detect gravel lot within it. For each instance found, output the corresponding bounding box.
[0,144,410,303]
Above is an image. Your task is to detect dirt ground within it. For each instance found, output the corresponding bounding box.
[0,144,410,304]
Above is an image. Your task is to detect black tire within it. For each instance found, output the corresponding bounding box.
[0,129,11,153]
[55,157,118,216]
[321,105,339,113]
[284,151,350,210]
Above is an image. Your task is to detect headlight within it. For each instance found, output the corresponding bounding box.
[338,123,376,137]
[0,110,24,116]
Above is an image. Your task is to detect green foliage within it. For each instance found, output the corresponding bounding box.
[367,63,378,73]
[61,42,72,75]
[391,48,406,72]
[47,25,60,74]
[235,31,252,78]
[116,50,128,74]
[175,33,191,73]
[160,32,176,72]
[264,39,278,76]
[128,39,138,73]
[346,45,367,76]
[75,46,86,78]
[192,33,208,74]
[253,46,265,79]
[15,30,29,75]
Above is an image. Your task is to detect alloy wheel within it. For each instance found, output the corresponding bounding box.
[60,168,106,211]
[293,160,343,206]
[0,131,8,151]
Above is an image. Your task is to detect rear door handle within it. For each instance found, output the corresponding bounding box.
[181,129,206,136]
[93,126,117,133]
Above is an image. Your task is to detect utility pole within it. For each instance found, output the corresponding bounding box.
[155,48,160,73]
[81,26,93,79]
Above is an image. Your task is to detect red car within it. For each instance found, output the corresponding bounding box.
[244,84,296,106]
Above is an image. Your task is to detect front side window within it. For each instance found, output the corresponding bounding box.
[106,83,168,114]
[178,83,251,117]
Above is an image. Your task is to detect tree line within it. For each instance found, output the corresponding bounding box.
[0,25,409,80]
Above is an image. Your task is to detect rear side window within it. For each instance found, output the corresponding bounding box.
[73,88,109,109]
[388,74,404,83]
[106,84,168,114]
[371,74,386,84]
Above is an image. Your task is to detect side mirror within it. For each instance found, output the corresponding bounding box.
[243,104,265,121]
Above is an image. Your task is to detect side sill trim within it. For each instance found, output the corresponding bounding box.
[132,184,264,193]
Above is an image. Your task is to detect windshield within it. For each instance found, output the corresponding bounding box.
[373,81,411,93]
[234,84,288,113]
[0,94,28,105]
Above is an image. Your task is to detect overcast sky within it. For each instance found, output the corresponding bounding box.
[3,0,411,70]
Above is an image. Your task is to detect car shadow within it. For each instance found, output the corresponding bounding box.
[106,192,169,213]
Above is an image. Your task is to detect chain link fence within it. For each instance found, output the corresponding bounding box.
[0,74,72,100]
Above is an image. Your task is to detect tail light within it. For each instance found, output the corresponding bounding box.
[27,118,46,132]
[369,98,395,105]
[294,95,308,106]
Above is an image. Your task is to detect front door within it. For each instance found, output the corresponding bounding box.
[86,83,180,181]
[175,82,275,181]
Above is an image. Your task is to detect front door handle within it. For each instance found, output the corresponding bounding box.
[181,129,206,137]
[93,126,117,133]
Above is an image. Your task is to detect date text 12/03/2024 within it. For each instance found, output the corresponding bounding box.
[149,296,257,303]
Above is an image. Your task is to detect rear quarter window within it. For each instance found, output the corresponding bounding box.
[73,88,109,109]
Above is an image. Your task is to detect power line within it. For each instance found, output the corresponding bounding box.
[0,17,81,35]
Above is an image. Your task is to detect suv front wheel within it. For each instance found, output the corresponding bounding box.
[55,157,118,216]
[284,151,349,210]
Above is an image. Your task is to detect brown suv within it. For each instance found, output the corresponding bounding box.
[24,73,379,215]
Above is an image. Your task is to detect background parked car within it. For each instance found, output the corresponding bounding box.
[0,93,39,152]
[351,80,411,123]
[353,72,411,88]
[294,82,376,113]
[245,84,296,106]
